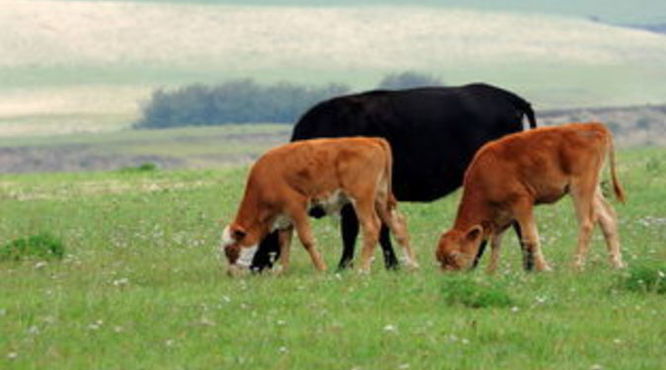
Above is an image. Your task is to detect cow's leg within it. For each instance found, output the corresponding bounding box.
[570,179,598,270]
[486,231,506,274]
[513,199,551,272]
[511,221,532,271]
[291,207,327,272]
[339,204,398,271]
[378,225,399,270]
[594,190,625,268]
[338,204,359,270]
[376,203,418,270]
[276,226,294,273]
[250,231,280,272]
[474,222,520,269]
[353,199,382,273]
[472,240,488,268]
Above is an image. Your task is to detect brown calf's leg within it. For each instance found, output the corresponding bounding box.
[354,198,382,273]
[276,226,294,273]
[291,209,327,272]
[376,202,418,269]
[570,179,598,270]
[486,231,505,274]
[594,191,625,268]
[513,199,551,272]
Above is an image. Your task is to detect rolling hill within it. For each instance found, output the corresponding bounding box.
[2,0,666,135]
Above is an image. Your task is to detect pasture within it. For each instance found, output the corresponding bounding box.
[0,147,664,369]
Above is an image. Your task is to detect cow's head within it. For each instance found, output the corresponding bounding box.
[220,224,258,276]
[436,225,484,271]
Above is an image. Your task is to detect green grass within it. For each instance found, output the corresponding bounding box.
[0,148,665,369]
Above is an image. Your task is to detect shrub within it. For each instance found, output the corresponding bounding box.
[441,275,513,308]
[617,262,666,294]
[119,162,159,173]
[134,79,350,129]
[0,233,65,261]
[376,71,444,90]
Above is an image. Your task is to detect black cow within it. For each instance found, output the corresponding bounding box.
[250,83,536,271]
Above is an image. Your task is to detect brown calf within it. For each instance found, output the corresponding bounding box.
[436,122,626,272]
[221,137,418,275]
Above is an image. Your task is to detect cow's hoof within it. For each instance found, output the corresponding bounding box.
[612,259,627,269]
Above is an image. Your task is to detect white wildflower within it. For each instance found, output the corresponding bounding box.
[88,320,104,331]
[112,278,129,287]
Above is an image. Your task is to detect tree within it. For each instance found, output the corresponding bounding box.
[134,79,350,129]
[376,71,444,90]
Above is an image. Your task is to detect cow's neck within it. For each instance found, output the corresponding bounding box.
[453,187,493,235]
[234,191,271,246]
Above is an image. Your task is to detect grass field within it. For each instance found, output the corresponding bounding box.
[0,147,664,369]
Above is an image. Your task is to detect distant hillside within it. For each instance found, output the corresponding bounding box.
[623,23,666,35]
[55,0,666,25]
[2,0,666,136]
[539,104,666,146]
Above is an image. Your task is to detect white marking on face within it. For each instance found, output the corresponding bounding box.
[220,226,234,248]
[236,244,258,268]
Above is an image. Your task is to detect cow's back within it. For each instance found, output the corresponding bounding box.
[464,123,611,205]
[249,137,390,201]
[291,84,534,202]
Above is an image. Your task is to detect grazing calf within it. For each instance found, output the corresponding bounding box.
[221,137,418,275]
[436,122,626,272]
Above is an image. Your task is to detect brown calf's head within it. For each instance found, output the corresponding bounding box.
[220,224,257,276]
[436,225,484,271]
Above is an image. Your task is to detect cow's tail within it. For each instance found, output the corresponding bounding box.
[502,89,537,129]
[607,131,626,203]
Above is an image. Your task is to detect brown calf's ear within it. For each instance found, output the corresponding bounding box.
[465,225,484,244]
[231,225,247,241]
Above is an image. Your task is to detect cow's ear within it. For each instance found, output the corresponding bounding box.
[231,226,247,241]
[465,225,484,244]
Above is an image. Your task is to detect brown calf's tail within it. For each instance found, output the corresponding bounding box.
[377,138,396,210]
[608,133,626,203]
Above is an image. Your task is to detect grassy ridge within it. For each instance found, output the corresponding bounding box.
[3,0,666,136]
[55,0,666,24]
[0,148,664,368]
[0,125,291,173]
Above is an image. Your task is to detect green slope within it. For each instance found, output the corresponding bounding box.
[2,0,666,135]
